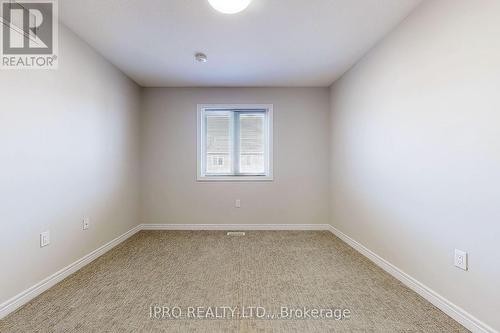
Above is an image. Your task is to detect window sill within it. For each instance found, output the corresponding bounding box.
[197,175,274,182]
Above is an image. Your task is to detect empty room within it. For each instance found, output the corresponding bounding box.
[0,0,499,332]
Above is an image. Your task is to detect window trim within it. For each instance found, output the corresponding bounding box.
[197,104,274,182]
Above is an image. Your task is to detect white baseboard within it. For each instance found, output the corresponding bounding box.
[141,223,331,231]
[327,225,497,333]
[0,225,141,320]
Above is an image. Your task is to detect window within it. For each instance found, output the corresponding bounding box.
[197,104,273,181]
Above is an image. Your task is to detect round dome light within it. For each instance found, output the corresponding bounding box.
[208,0,252,14]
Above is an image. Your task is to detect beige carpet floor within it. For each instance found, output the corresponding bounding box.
[0,231,468,332]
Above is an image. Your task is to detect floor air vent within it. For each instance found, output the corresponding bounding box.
[227,232,245,236]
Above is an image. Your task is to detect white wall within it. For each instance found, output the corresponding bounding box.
[141,88,330,226]
[0,25,141,304]
[329,0,500,330]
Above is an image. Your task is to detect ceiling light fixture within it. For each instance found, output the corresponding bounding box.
[208,0,252,14]
[195,52,208,63]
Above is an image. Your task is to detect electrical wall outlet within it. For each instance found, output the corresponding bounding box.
[235,199,241,208]
[40,231,50,247]
[83,217,90,230]
[454,249,468,271]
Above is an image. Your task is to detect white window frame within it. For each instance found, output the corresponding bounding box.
[197,104,274,182]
